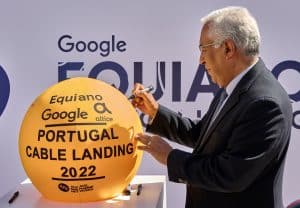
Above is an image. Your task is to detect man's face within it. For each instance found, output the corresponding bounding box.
[199,24,227,87]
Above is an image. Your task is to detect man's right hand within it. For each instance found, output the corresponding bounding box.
[131,83,159,118]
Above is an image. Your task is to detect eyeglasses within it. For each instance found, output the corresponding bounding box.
[199,41,222,52]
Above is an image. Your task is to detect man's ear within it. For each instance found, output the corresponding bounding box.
[225,47,229,53]
[224,39,235,59]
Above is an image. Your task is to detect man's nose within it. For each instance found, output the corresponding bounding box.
[199,52,205,65]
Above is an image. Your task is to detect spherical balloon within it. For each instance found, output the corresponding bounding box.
[19,77,143,202]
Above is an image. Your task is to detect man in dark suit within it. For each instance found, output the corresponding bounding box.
[132,6,293,208]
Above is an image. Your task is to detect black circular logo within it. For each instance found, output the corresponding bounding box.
[58,183,70,192]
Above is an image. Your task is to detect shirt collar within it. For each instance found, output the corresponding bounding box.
[225,60,258,96]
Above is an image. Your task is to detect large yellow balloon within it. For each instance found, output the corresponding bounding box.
[19,77,143,202]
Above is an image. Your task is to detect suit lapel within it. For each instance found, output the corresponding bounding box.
[194,90,223,148]
[195,93,240,152]
[194,58,266,153]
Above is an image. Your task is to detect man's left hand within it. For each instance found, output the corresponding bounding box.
[135,133,173,165]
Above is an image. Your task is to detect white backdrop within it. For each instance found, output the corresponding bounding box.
[0,1,299,207]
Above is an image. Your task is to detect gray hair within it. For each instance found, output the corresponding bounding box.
[201,6,261,56]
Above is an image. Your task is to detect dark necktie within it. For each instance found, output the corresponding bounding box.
[208,89,228,128]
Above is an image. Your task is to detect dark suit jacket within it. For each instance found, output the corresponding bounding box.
[147,59,293,208]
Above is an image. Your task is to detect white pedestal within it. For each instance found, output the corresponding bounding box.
[0,175,166,208]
